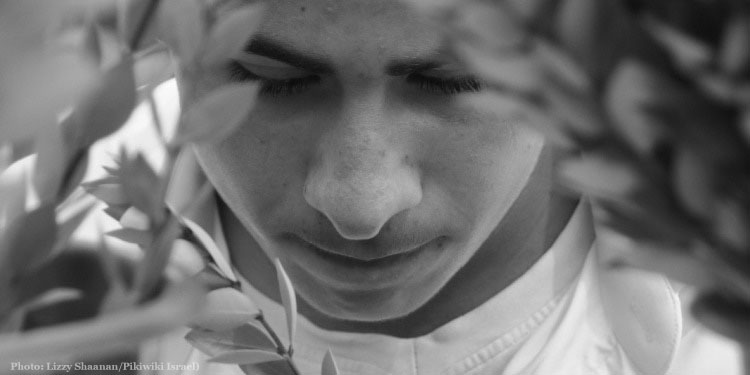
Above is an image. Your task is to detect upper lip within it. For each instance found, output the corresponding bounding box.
[291,232,436,262]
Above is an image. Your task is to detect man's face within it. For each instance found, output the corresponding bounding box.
[189,0,544,321]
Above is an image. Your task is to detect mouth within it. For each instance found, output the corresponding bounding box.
[284,233,446,288]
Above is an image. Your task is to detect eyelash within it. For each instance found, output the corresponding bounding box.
[228,62,482,97]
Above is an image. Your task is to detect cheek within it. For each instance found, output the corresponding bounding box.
[423,115,544,229]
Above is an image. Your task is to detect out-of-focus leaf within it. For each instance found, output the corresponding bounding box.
[171,83,259,146]
[120,207,151,231]
[201,3,265,68]
[85,182,129,205]
[454,2,527,53]
[189,287,259,331]
[535,41,591,93]
[97,230,135,313]
[0,163,29,226]
[182,217,237,282]
[67,55,136,150]
[57,150,90,203]
[558,155,642,199]
[83,22,102,66]
[104,204,130,221]
[169,238,207,276]
[186,323,275,355]
[135,46,174,89]
[274,259,297,352]
[118,0,159,50]
[32,124,67,204]
[21,288,83,312]
[241,360,296,375]
[209,349,284,365]
[132,213,182,298]
[0,203,58,277]
[719,13,750,78]
[157,0,205,63]
[54,197,96,251]
[0,278,205,366]
[118,152,163,223]
[454,41,540,95]
[107,227,153,246]
[694,70,737,104]
[543,71,604,140]
[713,198,750,251]
[194,264,235,290]
[643,16,712,73]
[604,60,675,155]
[321,349,340,375]
[741,108,750,145]
[673,146,715,219]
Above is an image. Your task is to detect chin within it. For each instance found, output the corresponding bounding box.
[303,283,434,322]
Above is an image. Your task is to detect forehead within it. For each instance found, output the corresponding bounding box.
[223,0,445,65]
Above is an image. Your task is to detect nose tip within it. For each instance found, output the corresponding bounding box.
[304,167,421,240]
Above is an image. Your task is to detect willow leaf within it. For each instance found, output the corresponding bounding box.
[189,287,259,331]
[0,203,57,277]
[321,349,340,375]
[719,14,750,77]
[171,83,259,146]
[182,217,237,282]
[202,3,266,68]
[209,349,284,365]
[274,259,297,352]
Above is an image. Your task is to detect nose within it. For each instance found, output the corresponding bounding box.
[304,124,422,240]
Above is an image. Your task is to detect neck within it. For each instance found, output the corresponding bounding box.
[221,147,578,338]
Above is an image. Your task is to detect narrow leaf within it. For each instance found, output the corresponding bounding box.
[194,264,235,290]
[171,83,259,146]
[321,349,340,375]
[720,14,750,77]
[189,287,259,331]
[117,152,163,222]
[185,323,275,355]
[54,197,96,251]
[21,288,83,312]
[119,207,151,231]
[274,258,297,351]
[202,3,266,68]
[83,22,102,65]
[209,349,284,365]
[558,155,641,199]
[454,40,540,94]
[673,146,715,219]
[157,0,205,62]
[106,227,153,246]
[182,217,237,282]
[643,16,712,73]
[67,55,136,150]
[32,123,68,204]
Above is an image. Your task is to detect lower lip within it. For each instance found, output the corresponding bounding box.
[287,237,443,289]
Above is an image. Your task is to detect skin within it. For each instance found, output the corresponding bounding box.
[184,0,576,337]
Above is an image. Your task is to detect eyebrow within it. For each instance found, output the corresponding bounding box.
[245,37,448,76]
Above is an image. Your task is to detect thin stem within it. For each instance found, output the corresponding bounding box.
[284,354,302,375]
[128,0,161,51]
[255,313,286,356]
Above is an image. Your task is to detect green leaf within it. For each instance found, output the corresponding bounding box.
[107,228,153,246]
[209,349,284,365]
[454,2,527,53]
[189,287,259,331]
[54,197,96,251]
[604,60,675,155]
[118,0,160,50]
[454,40,540,95]
[741,108,750,145]
[713,198,750,251]
[157,0,205,63]
[119,207,151,231]
[185,323,275,355]
[673,146,716,219]
[182,217,237,282]
[66,55,136,150]
[321,349,340,375]
[194,264,235,290]
[32,124,68,204]
[82,22,102,66]
[135,46,174,89]
[542,70,604,140]
[117,152,163,223]
[241,361,296,375]
[719,13,750,78]
[274,259,297,352]
[171,83,259,146]
[643,16,712,73]
[558,155,641,200]
[0,203,58,277]
[21,288,83,312]
[201,3,266,68]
